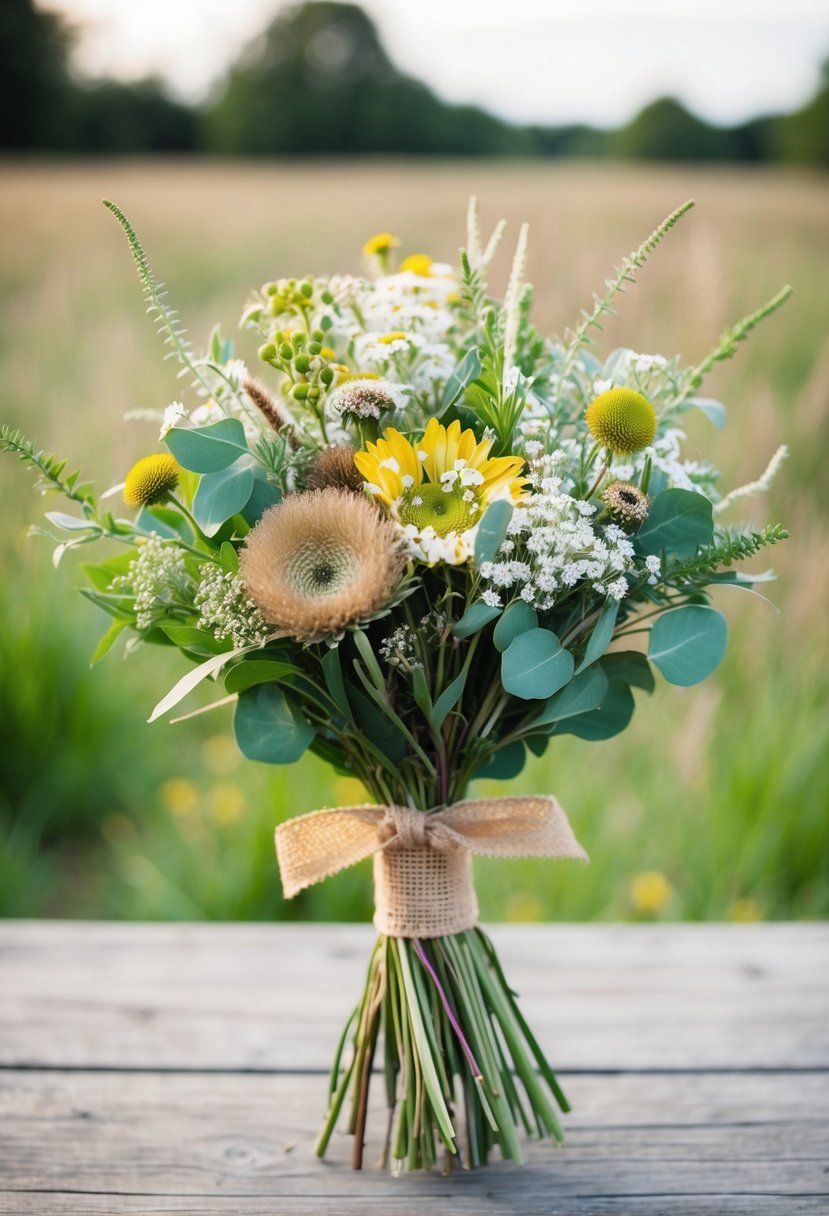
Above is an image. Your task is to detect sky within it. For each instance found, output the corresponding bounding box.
[45,0,829,128]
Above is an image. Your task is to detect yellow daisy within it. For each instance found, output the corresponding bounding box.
[354,419,526,563]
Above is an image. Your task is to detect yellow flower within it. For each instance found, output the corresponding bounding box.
[586,387,657,455]
[630,870,672,916]
[399,253,433,277]
[378,330,410,345]
[363,232,400,257]
[354,419,527,563]
[123,453,180,509]
[728,897,763,923]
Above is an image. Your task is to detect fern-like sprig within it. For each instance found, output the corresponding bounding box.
[1,424,97,510]
[663,522,789,584]
[559,199,695,379]
[102,199,214,398]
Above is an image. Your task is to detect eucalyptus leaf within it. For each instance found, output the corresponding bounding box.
[532,665,609,730]
[453,601,501,639]
[648,605,728,686]
[601,651,655,693]
[576,597,619,672]
[136,505,192,542]
[501,628,574,700]
[493,600,537,652]
[634,489,714,559]
[241,468,281,526]
[192,463,254,537]
[559,680,635,741]
[219,541,239,574]
[473,742,526,781]
[165,419,249,474]
[233,684,314,764]
[474,499,513,567]
[682,396,727,429]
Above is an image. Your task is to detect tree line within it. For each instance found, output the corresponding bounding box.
[3,0,827,164]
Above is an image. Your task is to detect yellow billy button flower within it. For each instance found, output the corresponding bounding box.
[362,232,400,257]
[123,453,180,509]
[586,387,657,455]
[354,419,527,565]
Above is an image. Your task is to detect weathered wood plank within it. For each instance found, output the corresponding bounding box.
[1,1200,827,1216]
[2,922,827,1071]
[0,1071,826,1212]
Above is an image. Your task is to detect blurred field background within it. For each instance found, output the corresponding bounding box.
[1,158,827,923]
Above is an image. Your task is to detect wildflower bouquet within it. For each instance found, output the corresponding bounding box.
[2,198,789,1173]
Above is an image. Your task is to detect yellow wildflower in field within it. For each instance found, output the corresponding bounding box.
[630,870,673,916]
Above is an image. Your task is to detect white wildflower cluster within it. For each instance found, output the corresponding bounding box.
[195,565,269,647]
[111,535,194,631]
[614,428,719,496]
[479,453,637,611]
[318,268,460,397]
[159,401,187,439]
[379,624,422,671]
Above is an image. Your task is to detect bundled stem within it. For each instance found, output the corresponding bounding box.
[316,928,568,1172]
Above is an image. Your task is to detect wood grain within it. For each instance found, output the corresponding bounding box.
[0,1071,827,1213]
[1,922,827,1214]
[2,922,827,1070]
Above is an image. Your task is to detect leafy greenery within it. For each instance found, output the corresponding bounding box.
[0,162,824,927]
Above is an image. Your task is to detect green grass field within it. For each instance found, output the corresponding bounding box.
[1,159,827,923]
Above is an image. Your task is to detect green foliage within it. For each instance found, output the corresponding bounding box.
[493,602,538,652]
[501,629,574,700]
[234,684,315,764]
[648,605,728,686]
[634,489,714,558]
[474,500,513,567]
[165,419,249,473]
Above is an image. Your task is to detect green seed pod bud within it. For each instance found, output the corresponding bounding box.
[265,282,278,296]
[258,342,277,363]
[320,366,335,386]
[300,281,313,299]
[292,383,310,401]
[291,332,304,349]
[307,341,321,356]
[279,342,294,361]
[294,354,311,373]
[321,291,334,305]
[307,386,321,401]
[312,329,324,343]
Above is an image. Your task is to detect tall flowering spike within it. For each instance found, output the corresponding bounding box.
[586,388,657,455]
[239,488,405,641]
[123,454,180,508]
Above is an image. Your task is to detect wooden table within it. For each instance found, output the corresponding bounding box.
[0,922,827,1214]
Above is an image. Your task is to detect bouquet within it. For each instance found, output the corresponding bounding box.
[2,196,789,1173]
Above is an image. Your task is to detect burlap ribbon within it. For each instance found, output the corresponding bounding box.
[275,796,588,939]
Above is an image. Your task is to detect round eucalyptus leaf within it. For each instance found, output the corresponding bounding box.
[648,605,728,686]
[493,600,538,652]
[634,489,714,559]
[234,684,314,764]
[501,628,574,701]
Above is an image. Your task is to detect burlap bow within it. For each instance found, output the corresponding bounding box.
[276,796,588,938]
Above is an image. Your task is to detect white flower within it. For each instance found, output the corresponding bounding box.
[482,589,502,608]
[645,554,662,585]
[607,577,629,601]
[159,401,187,439]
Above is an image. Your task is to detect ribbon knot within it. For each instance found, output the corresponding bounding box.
[275,795,588,903]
